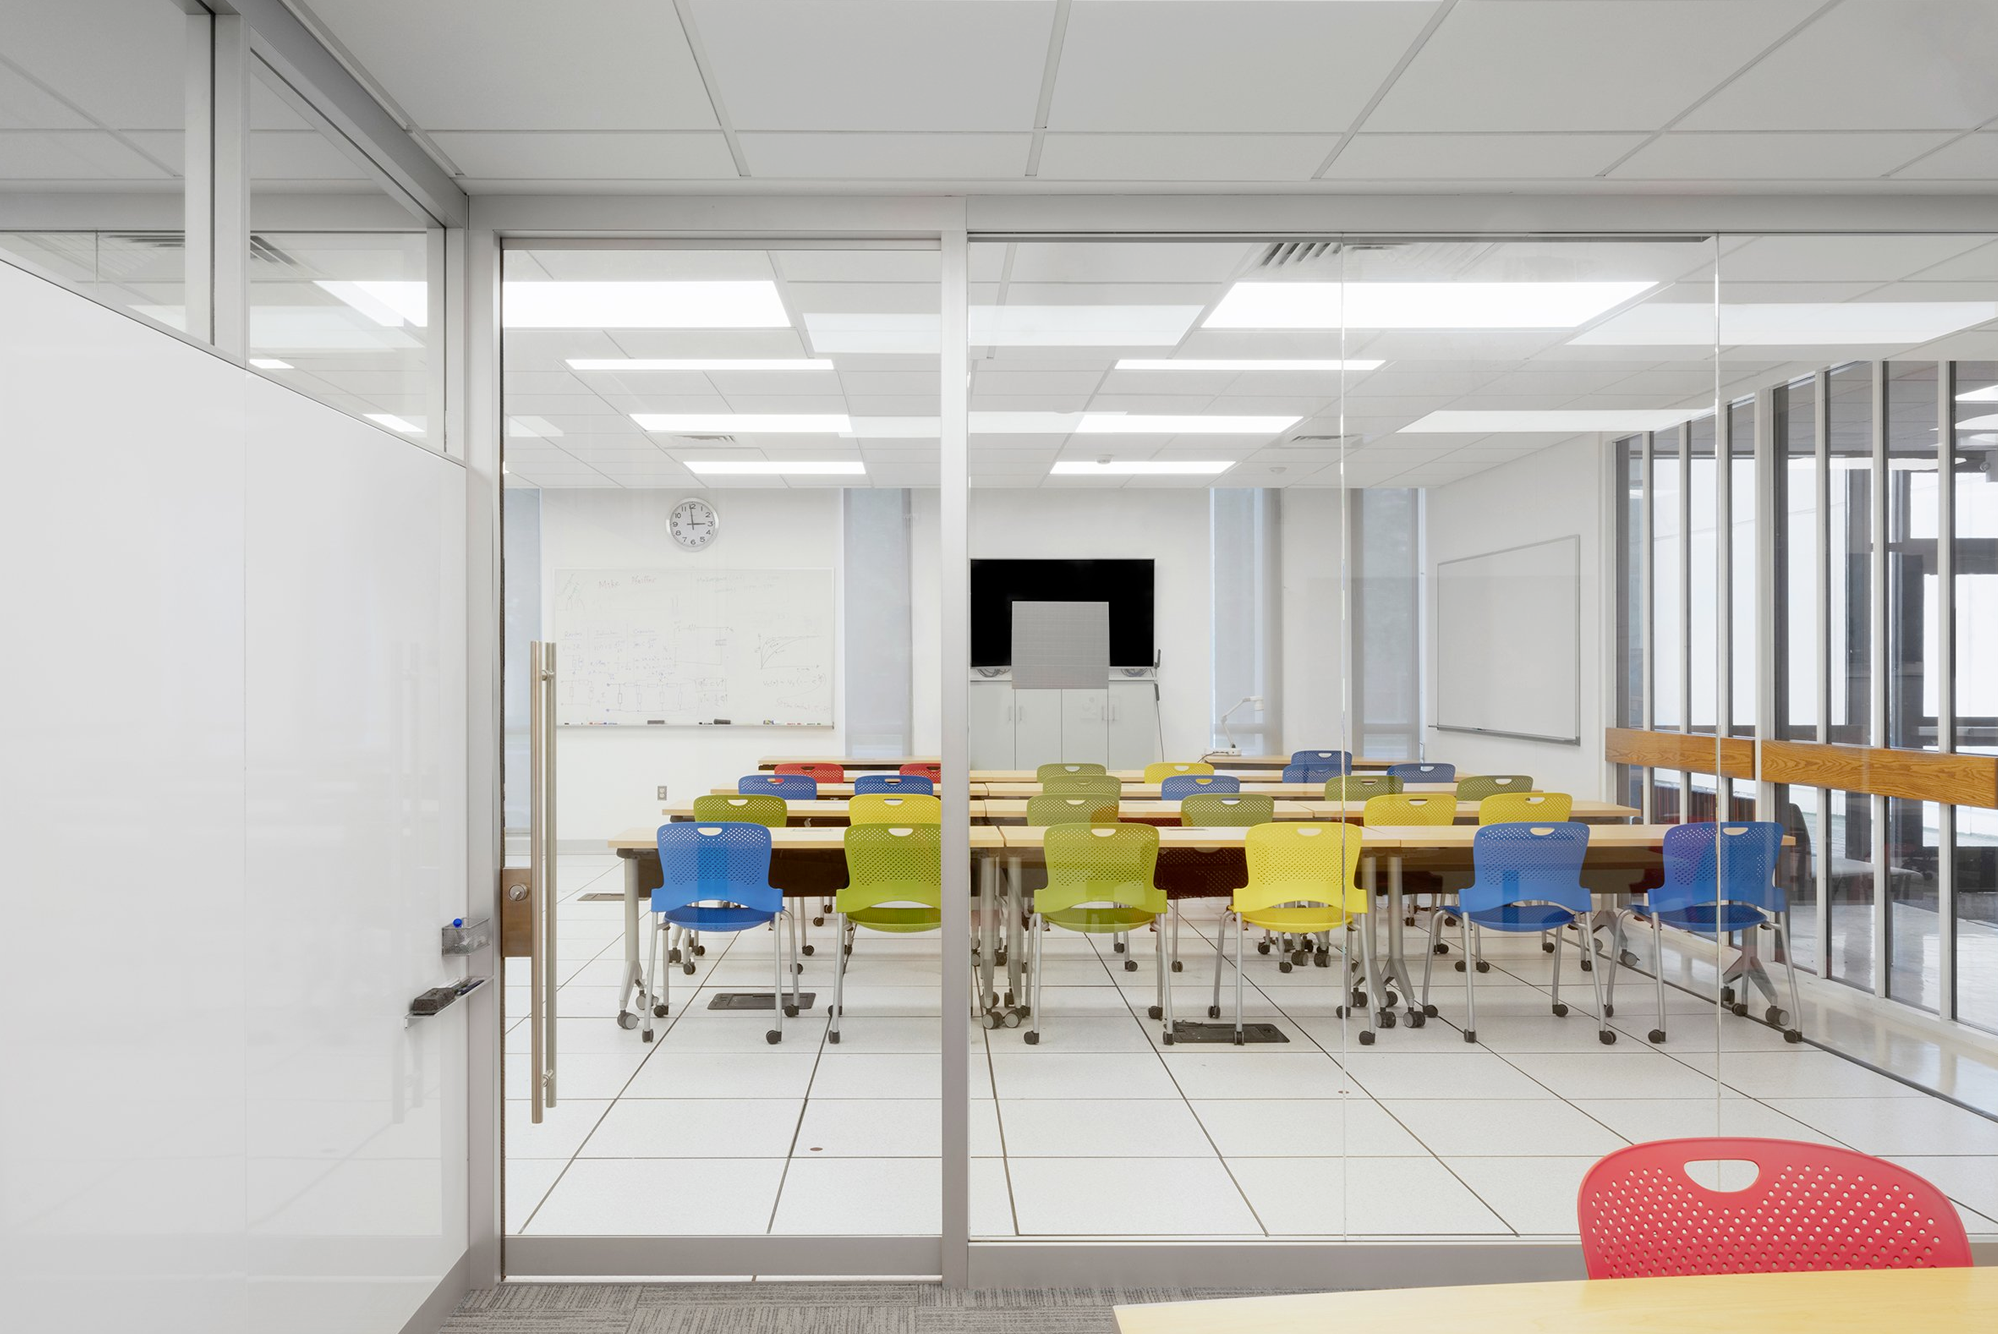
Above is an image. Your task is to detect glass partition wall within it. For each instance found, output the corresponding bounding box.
[495,231,1998,1279]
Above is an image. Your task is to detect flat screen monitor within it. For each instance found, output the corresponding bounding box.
[970,559,1155,669]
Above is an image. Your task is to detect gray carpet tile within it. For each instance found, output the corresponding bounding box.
[635,1284,936,1308]
[628,1308,917,1334]
[457,1286,645,1314]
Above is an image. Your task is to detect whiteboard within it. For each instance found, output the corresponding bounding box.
[552,568,834,726]
[1434,535,1581,745]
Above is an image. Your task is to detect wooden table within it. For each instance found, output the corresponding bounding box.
[1113,1267,1998,1334]
[758,755,936,771]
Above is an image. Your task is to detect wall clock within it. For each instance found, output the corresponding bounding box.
[669,497,719,550]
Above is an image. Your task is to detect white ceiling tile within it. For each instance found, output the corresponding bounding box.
[429,131,738,180]
[689,0,1055,131]
[1327,132,1644,180]
[774,251,944,283]
[1893,133,1998,180]
[0,130,169,180]
[0,0,186,130]
[739,132,1029,179]
[1045,1,1434,133]
[1611,132,1952,180]
[1715,235,1992,283]
[1035,134,1337,182]
[250,130,375,182]
[1365,1,1823,133]
[304,0,721,130]
[1005,242,1255,285]
[1680,1,1998,132]
[0,60,92,130]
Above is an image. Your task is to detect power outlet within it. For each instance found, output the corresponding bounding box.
[656,785,668,800]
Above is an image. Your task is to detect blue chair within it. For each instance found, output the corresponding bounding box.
[1620,822,1797,1046]
[1282,763,1343,783]
[644,822,797,1044]
[1290,749,1353,775]
[740,773,817,799]
[1387,762,1456,784]
[1161,773,1240,800]
[1420,822,1612,1045]
[853,773,934,796]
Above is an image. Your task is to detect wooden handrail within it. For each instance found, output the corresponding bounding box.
[1606,728,1998,809]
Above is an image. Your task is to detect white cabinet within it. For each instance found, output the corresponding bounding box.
[968,678,1015,768]
[1057,690,1109,767]
[969,676,1162,771]
[1106,680,1159,770]
[1011,688,1065,769]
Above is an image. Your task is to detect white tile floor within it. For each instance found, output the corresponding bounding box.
[505,853,1998,1241]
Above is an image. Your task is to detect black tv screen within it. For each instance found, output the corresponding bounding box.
[970,559,1155,669]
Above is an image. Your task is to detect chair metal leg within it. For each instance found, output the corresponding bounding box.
[829,911,847,1042]
[1582,909,1614,1043]
[1210,910,1228,1018]
[1355,915,1380,1044]
[789,909,804,1013]
[1550,923,1566,1013]
[1460,911,1477,1043]
[642,912,663,1042]
[1153,916,1173,1042]
[1233,910,1247,1044]
[1420,906,1440,1011]
[1648,912,1669,1043]
[1772,916,1804,1042]
[1025,913,1045,1044]
[766,911,786,1044]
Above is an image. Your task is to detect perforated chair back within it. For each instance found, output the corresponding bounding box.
[1180,793,1274,827]
[740,773,817,800]
[654,822,780,915]
[1386,762,1456,783]
[1577,1137,1972,1279]
[838,824,943,929]
[1160,773,1240,800]
[1290,749,1353,773]
[1463,822,1590,918]
[1037,762,1107,781]
[1653,821,1786,919]
[775,762,844,783]
[1040,822,1162,917]
[1144,761,1214,783]
[1042,774,1122,798]
[1479,792,1572,825]
[1457,774,1535,802]
[691,794,788,828]
[848,793,942,825]
[1326,774,1402,800]
[854,773,934,795]
[1239,823,1367,918]
[900,762,942,781]
[1026,795,1118,827]
[1282,763,1344,783]
[1362,793,1456,826]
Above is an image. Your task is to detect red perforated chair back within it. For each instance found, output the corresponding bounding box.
[775,762,844,783]
[900,763,942,781]
[1578,1137,1971,1279]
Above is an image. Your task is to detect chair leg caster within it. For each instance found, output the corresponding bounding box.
[1114,941,1126,953]
[1147,1005,1163,1020]
[1171,960,1183,972]
[1423,1003,1438,1017]
[1766,1006,1789,1026]
[1406,1009,1426,1028]
[1454,960,1465,972]
[693,945,706,956]
[1358,1029,1376,1045]
[802,944,815,956]
[1649,1028,1667,1043]
[1580,959,1593,972]
[642,1029,654,1043]
[812,916,825,926]
[653,1003,669,1018]
[668,948,682,964]
[1162,1031,1175,1045]
[1552,1002,1569,1017]
[1463,1029,1477,1043]
[783,1004,799,1018]
[1543,941,1556,953]
[1598,1029,1617,1045]
[1603,1003,1615,1017]
[1279,961,1293,973]
[1124,959,1138,972]
[1475,960,1490,973]
[1784,1028,1803,1043]
[1730,1001,1749,1018]
[1232,1032,1245,1046]
[1024,1031,1040,1045]
[1207,1005,1221,1019]
[765,1030,782,1044]
[1256,942,1271,955]
[617,1011,638,1030]
[682,963,696,976]
[828,1030,841,1044]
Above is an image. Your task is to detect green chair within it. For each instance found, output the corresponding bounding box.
[829,824,942,1043]
[1325,774,1402,800]
[691,793,789,827]
[1168,793,1274,967]
[1179,793,1275,827]
[1456,774,1536,803]
[1025,794,1118,826]
[1027,822,1172,1045]
[1041,773,1122,799]
[1037,762,1107,781]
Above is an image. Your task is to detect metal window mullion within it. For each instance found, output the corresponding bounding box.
[1717,407,1734,747]
[1937,362,1957,1020]
[1679,422,1692,814]
[210,15,249,358]
[1870,362,1889,999]
[1815,370,1832,969]
[181,12,214,344]
[937,219,970,1288]
[1756,389,1777,816]
[1261,488,1284,756]
[1639,433,1654,820]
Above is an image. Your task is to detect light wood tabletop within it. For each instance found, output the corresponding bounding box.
[996,823,1704,854]
[609,825,1005,852]
[1112,1266,1998,1334]
[757,755,937,770]
[976,798,1321,822]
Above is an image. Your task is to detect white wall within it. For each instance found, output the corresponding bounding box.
[1424,438,1609,798]
[536,488,846,841]
[0,264,468,1333]
[1279,487,1351,753]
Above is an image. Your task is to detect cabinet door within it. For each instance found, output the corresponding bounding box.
[967,679,1015,769]
[1059,689,1109,767]
[1106,680,1158,770]
[1011,688,1065,770]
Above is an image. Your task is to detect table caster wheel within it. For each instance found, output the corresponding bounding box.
[1463,1029,1477,1043]
[693,945,707,956]
[1407,1010,1426,1028]
[1604,1003,1615,1017]
[1730,1002,1749,1018]
[765,1030,782,1044]
[1423,1004,1438,1017]
[1766,1006,1789,1026]
[1784,1028,1802,1043]
[642,1029,654,1043]
[784,1004,799,1018]
[1162,1031,1175,1045]
[1720,986,1736,1005]
[1207,1005,1221,1019]
[1378,1010,1396,1029]
[1257,942,1271,955]
[1232,1032,1245,1046]
[617,1011,638,1030]
[1314,951,1331,968]
[1148,1005,1163,1020]
[1171,960,1183,972]
[1124,959,1138,972]
[1003,1010,1021,1028]
[1358,1030,1376,1045]
[1649,1028,1667,1043]
[1381,991,1398,1008]
[981,1011,999,1030]
[1114,941,1126,953]
[828,1030,841,1044]
[1598,1030,1617,1045]
[1444,916,1459,927]
[1279,961,1293,974]
[1351,989,1369,1007]
[1024,1031,1040,1045]
[653,1003,670,1018]
[668,948,682,964]
[1552,1002,1569,1017]
[682,962,696,976]
[802,944,815,956]
[1620,950,1640,968]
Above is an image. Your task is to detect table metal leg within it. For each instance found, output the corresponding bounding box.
[620,853,645,1026]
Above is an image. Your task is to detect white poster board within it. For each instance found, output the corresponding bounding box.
[1434,535,1581,745]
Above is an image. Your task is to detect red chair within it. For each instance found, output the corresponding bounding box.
[1578,1138,1971,1278]
[900,762,942,782]
[775,762,843,783]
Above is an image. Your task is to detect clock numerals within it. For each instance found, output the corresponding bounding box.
[671,499,718,550]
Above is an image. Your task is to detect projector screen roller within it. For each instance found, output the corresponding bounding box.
[1435,535,1581,744]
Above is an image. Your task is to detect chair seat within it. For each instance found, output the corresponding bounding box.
[1044,903,1159,934]
[653,901,779,932]
[1240,904,1359,934]
[1636,901,1770,934]
[1444,901,1581,933]
[846,905,942,934]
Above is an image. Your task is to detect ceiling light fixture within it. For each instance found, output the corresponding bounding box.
[1050,460,1235,476]
[504,281,790,329]
[249,358,291,370]
[1400,409,1701,433]
[315,280,428,327]
[1571,302,1998,346]
[566,358,835,372]
[683,460,866,476]
[634,413,852,434]
[1205,282,1655,330]
[1957,385,1998,403]
[1114,358,1384,371]
[364,412,422,434]
[803,306,1203,352]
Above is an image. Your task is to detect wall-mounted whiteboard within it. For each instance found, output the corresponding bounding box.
[1435,535,1581,745]
[552,568,834,726]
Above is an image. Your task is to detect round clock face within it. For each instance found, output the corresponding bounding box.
[669,498,719,550]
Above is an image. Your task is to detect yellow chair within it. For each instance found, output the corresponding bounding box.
[848,793,942,825]
[1479,792,1572,824]
[1144,761,1215,784]
[1210,823,1378,1045]
[691,793,789,827]
[1029,823,1171,1044]
[1456,774,1535,803]
[1362,792,1457,826]
[1037,762,1108,781]
[1025,794,1118,826]
[1326,774,1402,800]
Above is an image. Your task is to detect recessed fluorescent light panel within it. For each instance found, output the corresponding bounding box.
[248,358,291,369]
[1205,282,1655,329]
[567,358,835,372]
[682,460,865,476]
[634,413,852,434]
[1959,385,1998,403]
[315,280,428,327]
[1571,302,1998,346]
[1050,461,1235,476]
[504,281,790,329]
[804,306,1202,352]
[1115,358,1385,371]
[1401,410,1700,433]
[364,413,422,434]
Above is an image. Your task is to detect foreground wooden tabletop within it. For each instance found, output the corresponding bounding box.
[1114,1267,1997,1334]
